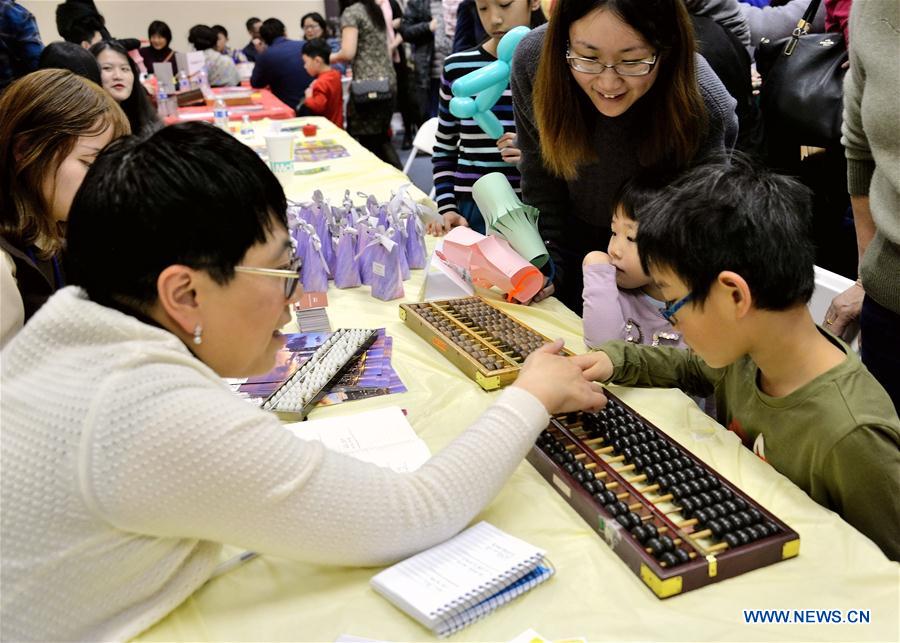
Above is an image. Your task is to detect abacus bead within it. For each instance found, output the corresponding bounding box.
[632,455,646,472]
[644,523,659,540]
[646,537,664,556]
[708,519,724,538]
[552,452,566,465]
[733,497,748,511]
[612,500,630,516]
[735,529,751,545]
[724,532,741,549]
[674,548,691,564]
[623,511,642,529]
[765,521,780,534]
[745,525,762,541]
[582,480,597,494]
[631,525,649,543]
[605,501,625,517]
[659,552,678,567]
[718,516,735,534]
[616,512,640,529]
[564,463,576,474]
[680,497,696,515]
[709,489,725,503]
[658,535,675,553]
[601,490,618,505]
[747,508,763,524]
[582,469,596,482]
[694,508,710,524]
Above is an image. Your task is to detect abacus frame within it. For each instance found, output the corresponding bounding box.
[527,389,800,598]
[399,297,571,391]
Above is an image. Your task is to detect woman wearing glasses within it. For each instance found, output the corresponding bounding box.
[0,122,606,641]
[510,0,738,314]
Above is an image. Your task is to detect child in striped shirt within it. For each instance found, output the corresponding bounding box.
[428,0,544,235]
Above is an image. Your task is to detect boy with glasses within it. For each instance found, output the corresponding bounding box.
[576,156,900,561]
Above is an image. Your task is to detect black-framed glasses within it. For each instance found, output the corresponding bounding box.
[565,43,659,76]
[234,256,303,299]
[659,292,693,324]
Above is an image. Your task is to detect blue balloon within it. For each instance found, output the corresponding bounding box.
[447,27,531,137]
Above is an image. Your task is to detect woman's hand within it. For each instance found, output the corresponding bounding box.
[514,339,608,414]
[824,282,864,340]
[426,211,469,236]
[497,132,520,165]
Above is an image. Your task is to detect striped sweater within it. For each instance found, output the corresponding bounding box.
[433,46,521,215]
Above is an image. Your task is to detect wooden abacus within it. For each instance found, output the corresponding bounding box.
[399,297,568,390]
[528,391,800,598]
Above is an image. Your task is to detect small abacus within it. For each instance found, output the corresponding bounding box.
[527,391,799,598]
[262,328,378,420]
[399,297,566,390]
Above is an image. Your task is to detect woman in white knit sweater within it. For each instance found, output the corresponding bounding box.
[0,122,606,642]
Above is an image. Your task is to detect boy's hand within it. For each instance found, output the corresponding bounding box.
[514,339,607,414]
[570,350,614,382]
[426,211,469,236]
[429,18,438,32]
[304,85,313,99]
[497,132,520,165]
[583,250,611,266]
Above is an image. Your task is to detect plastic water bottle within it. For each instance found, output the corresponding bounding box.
[240,114,255,139]
[213,98,229,131]
[157,86,173,118]
[197,68,212,98]
[177,69,190,91]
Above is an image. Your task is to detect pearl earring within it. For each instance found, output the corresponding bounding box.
[193,324,203,345]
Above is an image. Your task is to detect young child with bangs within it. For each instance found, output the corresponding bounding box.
[582,174,686,350]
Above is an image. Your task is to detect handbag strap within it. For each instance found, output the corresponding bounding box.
[785,0,823,55]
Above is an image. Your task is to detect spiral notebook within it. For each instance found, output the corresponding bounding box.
[370,521,553,637]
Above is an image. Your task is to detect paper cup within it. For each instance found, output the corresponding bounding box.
[265,133,295,176]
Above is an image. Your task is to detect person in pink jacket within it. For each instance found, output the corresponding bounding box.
[581,175,687,351]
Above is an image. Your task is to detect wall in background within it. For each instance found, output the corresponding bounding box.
[25,0,327,53]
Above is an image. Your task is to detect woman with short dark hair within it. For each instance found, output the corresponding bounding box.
[139,19,178,74]
[510,0,738,312]
[0,122,605,641]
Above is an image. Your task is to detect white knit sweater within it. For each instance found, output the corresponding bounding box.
[0,287,550,642]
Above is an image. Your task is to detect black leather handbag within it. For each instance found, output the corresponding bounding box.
[755,0,848,147]
[350,78,393,105]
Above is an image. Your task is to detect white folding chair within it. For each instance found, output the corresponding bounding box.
[401,116,439,198]
[811,265,859,350]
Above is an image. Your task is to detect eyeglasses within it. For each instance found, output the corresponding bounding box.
[565,44,658,76]
[659,292,693,324]
[234,256,303,300]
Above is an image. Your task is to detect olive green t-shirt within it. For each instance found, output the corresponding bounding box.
[600,330,900,562]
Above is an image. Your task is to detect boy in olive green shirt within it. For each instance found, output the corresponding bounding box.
[577,157,900,561]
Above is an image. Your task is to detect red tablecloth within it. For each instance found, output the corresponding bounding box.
[164,87,294,125]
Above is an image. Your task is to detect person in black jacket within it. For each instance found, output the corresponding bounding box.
[399,0,435,129]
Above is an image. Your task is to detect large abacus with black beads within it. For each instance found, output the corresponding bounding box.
[528,391,800,598]
[261,328,378,421]
[399,297,569,391]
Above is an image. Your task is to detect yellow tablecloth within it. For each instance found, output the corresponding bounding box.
[136,131,899,642]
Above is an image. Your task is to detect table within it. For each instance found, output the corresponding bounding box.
[164,87,294,125]
[135,135,899,642]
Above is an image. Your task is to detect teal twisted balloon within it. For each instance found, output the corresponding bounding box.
[448,26,530,139]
